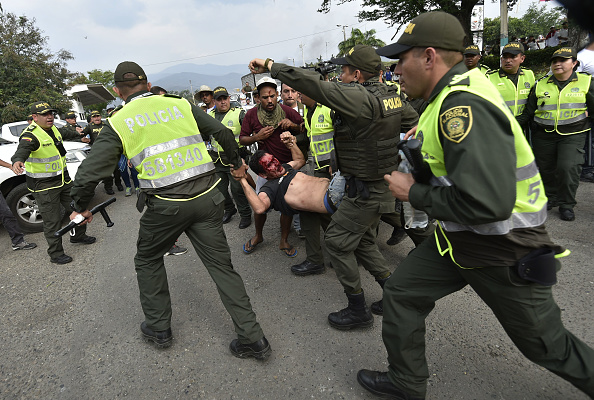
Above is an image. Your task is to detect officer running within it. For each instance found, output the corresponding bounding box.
[355,12,594,399]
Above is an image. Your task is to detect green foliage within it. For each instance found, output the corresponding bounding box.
[69,69,116,114]
[170,89,195,104]
[337,28,386,56]
[319,0,519,47]
[0,11,75,123]
[483,4,564,47]
[481,45,559,78]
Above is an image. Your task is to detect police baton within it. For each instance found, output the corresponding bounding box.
[397,138,437,185]
[54,197,116,237]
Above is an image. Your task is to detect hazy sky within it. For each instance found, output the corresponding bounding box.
[3,0,559,76]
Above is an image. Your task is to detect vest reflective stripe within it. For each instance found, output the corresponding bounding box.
[208,108,243,154]
[533,73,591,134]
[419,68,547,238]
[23,123,69,190]
[488,68,535,116]
[27,155,61,163]
[305,105,335,169]
[109,94,215,189]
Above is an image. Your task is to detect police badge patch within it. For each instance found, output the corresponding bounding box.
[525,82,531,88]
[318,114,324,123]
[439,106,472,143]
[571,87,579,92]
[228,120,234,127]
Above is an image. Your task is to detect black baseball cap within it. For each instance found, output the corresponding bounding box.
[463,45,481,55]
[330,44,382,73]
[31,101,57,114]
[213,86,230,100]
[501,42,525,55]
[551,47,577,60]
[376,12,465,59]
[114,61,146,82]
[65,111,77,119]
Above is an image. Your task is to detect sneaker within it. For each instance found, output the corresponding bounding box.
[12,240,37,251]
[125,187,132,197]
[165,244,188,256]
[70,235,97,244]
[136,187,140,196]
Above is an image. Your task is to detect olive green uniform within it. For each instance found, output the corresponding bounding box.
[209,108,252,220]
[83,121,122,190]
[70,90,265,343]
[270,63,419,294]
[58,122,84,142]
[383,62,594,398]
[11,124,89,259]
[517,71,594,211]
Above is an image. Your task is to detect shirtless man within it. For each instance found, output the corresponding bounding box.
[232,133,343,216]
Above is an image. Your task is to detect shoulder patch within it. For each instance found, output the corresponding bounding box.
[439,106,472,143]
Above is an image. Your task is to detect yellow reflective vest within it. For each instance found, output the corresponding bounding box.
[208,108,243,158]
[533,72,592,135]
[418,69,548,265]
[488,67,535,116]
[23,123,70,192]
[304,104,335,170]
[109,94,215,189]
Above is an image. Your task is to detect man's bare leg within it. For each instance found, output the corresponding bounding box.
[244,213,266,253]
[279,214,296,257]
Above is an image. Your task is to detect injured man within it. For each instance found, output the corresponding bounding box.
[231,132,345,215]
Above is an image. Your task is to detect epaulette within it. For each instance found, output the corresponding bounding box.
[448,75,470,87]
[108,105,124,117]
[163,93,182,99]
[486,69,498,76]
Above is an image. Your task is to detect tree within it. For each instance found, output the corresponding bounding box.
[337,28,386,56]
[0,10,75,123]
[483,4,564,47]
[319,0,519,47]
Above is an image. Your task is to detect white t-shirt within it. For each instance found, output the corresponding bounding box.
[546,31,559,47]
[577,48,594,75]
[558,28,569,43]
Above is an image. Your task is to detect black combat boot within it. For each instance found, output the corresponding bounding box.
[370,274,391,316]
[328,291,374,330]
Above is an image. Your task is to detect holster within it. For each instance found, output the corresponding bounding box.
[136,191,148,213]
[345,176,370,200]
[516,247,557,286]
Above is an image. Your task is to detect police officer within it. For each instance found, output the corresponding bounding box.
[11,102,96,264]
[69,62,270,358]
[290,91,334,276]
[83,110,123,194]
[208,86,252,229]
[356,12,594,399]
[463,45,490,74]
[248,46,419,329]
[487,43,535,117]
[58,111,85,141]
[517,47,594,221]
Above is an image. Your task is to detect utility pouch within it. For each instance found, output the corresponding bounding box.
[136,191,147,213]
[516,247,557,286]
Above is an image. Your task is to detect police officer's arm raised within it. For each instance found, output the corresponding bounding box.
[248,58,418,133]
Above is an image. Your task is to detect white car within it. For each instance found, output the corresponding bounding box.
[1,119,88,143]
[0,140,88,233]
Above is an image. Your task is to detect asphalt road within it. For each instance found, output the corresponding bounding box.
[0,182,592,400]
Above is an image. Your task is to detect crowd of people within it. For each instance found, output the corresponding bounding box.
[2,10,593,400]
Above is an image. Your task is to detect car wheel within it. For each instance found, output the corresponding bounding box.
[5,182,64,233]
